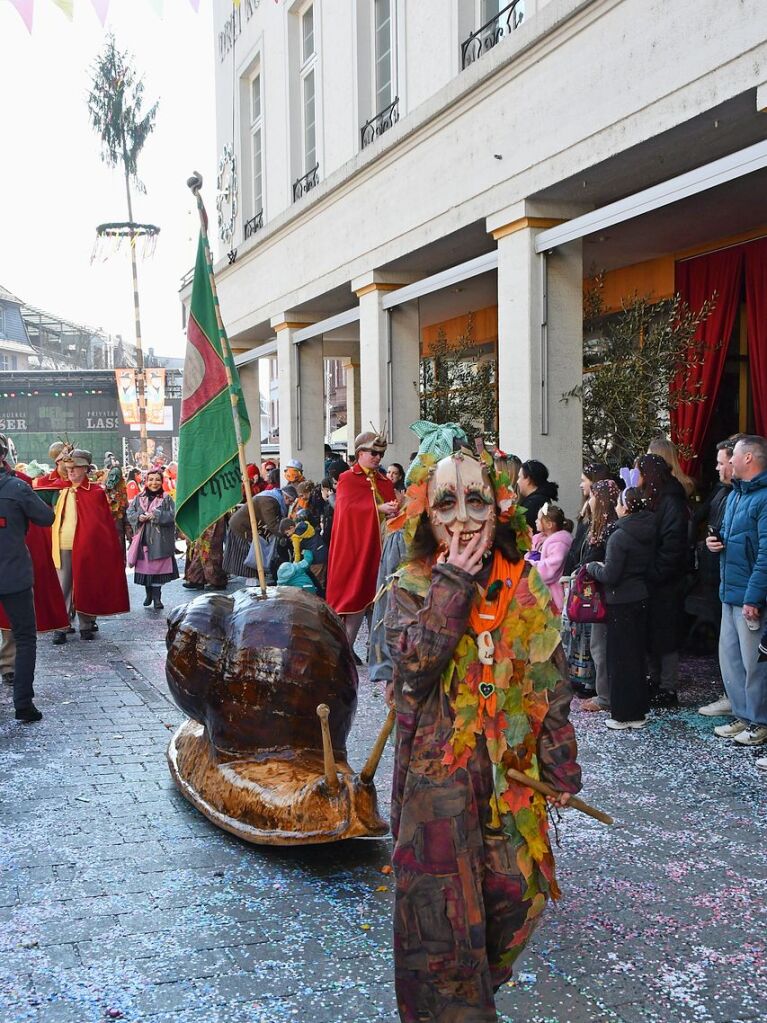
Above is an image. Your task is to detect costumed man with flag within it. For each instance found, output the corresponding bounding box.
[175,173,264,595]
[325,429,399,651]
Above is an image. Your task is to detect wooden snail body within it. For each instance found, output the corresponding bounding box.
[165,588,390,844]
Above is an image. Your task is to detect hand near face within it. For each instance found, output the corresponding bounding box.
[439,521,489,576]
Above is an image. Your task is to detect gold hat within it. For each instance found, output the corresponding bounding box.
[49,441,72,463]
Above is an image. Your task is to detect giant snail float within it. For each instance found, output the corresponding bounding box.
[165,587,395,845]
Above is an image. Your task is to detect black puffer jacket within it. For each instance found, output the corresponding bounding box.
[520,482,559,531]
[586,510,656,604]
[647,477,690,586]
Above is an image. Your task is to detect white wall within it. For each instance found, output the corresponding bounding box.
[208,0,766,341]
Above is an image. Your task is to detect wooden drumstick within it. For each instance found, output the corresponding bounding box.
[359,708,396,784]
[505,768,614,825]
[316,704,340,794]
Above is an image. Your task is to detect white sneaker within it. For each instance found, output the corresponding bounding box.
[713,719,747,738]
[755,756,767,771]
[732,725,767,746]
[605,717,647,730]
[698,696,733,717]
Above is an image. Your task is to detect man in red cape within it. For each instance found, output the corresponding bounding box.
[33,441,72,507]
[326,430,398,648]
[51,449,130,643]
[0,454,70,686]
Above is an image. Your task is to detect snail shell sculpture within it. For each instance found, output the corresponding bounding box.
[165,588,391,844]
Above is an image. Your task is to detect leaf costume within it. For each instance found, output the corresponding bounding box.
[386,486,581,1022]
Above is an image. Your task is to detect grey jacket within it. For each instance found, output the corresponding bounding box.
[0,466,56,594]
[127,493,177,561]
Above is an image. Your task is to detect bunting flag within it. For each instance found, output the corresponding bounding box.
[3,0,206,30]
[8,0,34,31]
[90,0,109,25]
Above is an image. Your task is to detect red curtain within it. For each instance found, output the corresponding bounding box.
[745,238,767,437]
[671,247,745,474]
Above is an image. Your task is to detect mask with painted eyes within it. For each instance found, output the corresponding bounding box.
[426,451,496,554]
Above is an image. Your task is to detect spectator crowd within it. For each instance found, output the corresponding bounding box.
[2,426,766,777]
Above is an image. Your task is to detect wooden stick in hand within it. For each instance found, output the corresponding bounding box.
[505,768,614,825]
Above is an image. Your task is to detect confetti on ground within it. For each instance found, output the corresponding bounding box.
[0,577,764,1023]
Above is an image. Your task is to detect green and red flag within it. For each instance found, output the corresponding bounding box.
[175,232,250,541]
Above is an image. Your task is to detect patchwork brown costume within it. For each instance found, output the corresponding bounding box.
[385,449,581,1023]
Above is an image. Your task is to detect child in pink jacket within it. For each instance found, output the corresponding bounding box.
[524,503,574,612]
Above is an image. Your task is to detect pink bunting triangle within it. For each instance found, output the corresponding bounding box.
[9,0,34,32]
[189,0,201,11]
[90,0,110,25]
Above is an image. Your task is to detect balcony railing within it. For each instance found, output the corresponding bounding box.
[360,96,400,150]
[244,210,264,239]
[292,163,320,202]
[461,1,525,70]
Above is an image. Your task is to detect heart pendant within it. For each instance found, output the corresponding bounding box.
[479,681,495,699]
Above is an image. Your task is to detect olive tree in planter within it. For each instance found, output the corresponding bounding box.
[562,274,717,467]
[420,314,499,446]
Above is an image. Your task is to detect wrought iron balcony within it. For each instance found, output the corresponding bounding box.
[461,1,525,70]
[244,210,264,239]
[360,97,400,150]
[292,163,320,202]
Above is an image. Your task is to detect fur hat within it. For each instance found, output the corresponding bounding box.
[64,449,92,468]
[354,430,387,455]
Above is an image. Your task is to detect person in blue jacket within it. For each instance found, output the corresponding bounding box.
[706,435,767,747]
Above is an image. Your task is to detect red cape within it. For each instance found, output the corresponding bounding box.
[68,482,130,617]
[0,469,70,633]
[326,465,396,614]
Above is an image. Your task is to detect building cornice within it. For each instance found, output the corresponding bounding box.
[213,0,601,283]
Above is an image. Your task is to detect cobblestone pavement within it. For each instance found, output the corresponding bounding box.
[1,575,766,1023]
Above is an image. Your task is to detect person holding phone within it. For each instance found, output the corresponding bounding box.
[706,436,767,748]
[697,439,738,716]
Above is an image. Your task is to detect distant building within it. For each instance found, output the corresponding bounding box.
[0,285,34,371]
[0,283,176,373]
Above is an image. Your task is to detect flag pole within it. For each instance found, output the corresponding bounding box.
[186,172,268,598]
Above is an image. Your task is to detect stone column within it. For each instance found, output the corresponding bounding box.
[352,272,421,467]
[488,201,584,513]
[344,359,361,446]
[272,315,325,485]
[237,359,262,465]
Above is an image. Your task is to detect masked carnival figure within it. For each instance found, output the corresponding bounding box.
[385,442,582,1023]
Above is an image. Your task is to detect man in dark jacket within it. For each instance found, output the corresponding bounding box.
[0,434,56,723]
[707,436,767,747]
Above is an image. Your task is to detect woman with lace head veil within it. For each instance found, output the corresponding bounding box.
[384,437,581,1022]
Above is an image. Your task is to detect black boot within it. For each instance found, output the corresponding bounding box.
[52,631,67,646]
[152,587,164,610]
[16,704,43,724]
[143,585,153,607]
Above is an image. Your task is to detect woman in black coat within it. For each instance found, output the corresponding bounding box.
[637,453,690,706]
[518,459,559,531]
[587,487,656,729]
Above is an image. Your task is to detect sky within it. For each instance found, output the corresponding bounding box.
[0,0,218,360]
